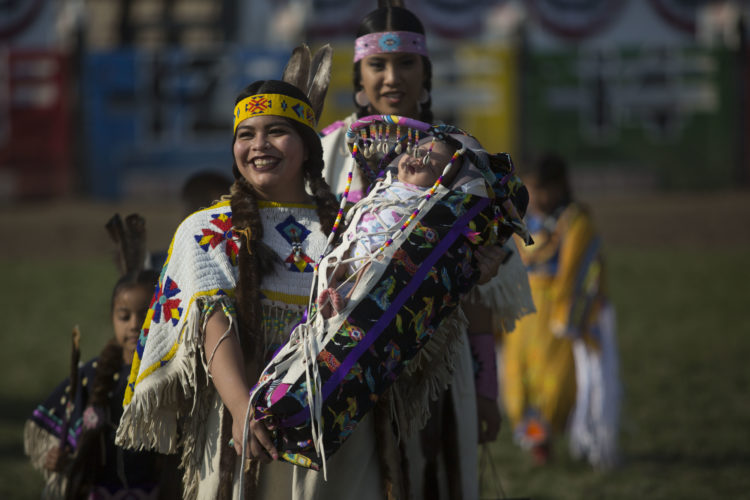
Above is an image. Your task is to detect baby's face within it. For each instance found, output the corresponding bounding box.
[396,139,457,187]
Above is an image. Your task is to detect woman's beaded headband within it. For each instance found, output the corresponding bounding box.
[233,93,316,134]
[353,31,428,63]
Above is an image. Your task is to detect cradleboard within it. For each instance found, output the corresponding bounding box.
[248,116,531,471]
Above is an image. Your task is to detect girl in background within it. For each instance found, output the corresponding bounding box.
[501,153,620,468]
[24,215,175,499]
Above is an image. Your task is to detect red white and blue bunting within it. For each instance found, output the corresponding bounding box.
[527,0,626,39]
[309,0,508,39]
[648,0,703,33]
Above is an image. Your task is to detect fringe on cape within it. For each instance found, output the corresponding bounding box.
[388,308,469,439]
[24,420,58,472]
[23,420,68,499]
[115,296,234,500]
[464,241,535,333]
[180,392,222,500]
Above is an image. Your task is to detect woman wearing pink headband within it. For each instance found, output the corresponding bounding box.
[319,3,535,500]
[321,4,434,204]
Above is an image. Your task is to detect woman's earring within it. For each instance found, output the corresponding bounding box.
[419,88,430,105]
[355,90,370,108]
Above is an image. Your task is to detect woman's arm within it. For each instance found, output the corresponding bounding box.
[204,310,278,461]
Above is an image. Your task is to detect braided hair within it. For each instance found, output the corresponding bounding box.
[353,6,434,123]
[224,80,338,497]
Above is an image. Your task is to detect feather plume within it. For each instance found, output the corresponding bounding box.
[307,44,333,122]
[281,44,312,94]
[106,213,147,276]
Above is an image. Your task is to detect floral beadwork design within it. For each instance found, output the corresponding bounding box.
[142,277,183,348]
[194,212,239,266]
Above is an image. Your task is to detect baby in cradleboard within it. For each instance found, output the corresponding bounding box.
[317,132,517,319]
[247,120,533,474]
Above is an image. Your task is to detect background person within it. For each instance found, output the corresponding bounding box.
[320,3,534,497]
[500,152,620,467]
[24,215,176,499]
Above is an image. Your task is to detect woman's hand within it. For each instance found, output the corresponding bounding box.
[247,418,278,463]
[475,244,511,285]
[230,407,278,462]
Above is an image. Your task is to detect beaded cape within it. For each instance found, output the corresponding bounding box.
[115,199,328,456]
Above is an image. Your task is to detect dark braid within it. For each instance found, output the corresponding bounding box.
[217,176,268,499]
[229,175,270,365]
[89,338,124,408]
[303,135,339,235]
[352,6,434,123]
[308,175,338,236]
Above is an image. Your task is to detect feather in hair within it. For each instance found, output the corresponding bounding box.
[306,44,333,122]
[105,213,147,276]
[282,44,312,95]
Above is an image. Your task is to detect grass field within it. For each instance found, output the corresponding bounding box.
[1,192,748,499]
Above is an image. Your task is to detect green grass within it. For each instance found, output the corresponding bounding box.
[487,248,750,500]
[0,257,117,499]
[2,249,748,499]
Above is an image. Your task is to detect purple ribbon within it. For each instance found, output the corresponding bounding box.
[281,196,489,427]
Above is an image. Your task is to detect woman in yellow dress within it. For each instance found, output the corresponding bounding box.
[501,153,620,467]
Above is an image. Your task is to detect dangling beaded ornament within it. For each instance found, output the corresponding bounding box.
[292,240,303,263]
[422,137,437,166]
[362,128,373,159]
[382,124,391,154]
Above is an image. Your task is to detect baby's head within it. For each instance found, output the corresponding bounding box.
[396,138,461,187]
[395,132,496,200]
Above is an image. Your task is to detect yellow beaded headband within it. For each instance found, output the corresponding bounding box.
[233,93,316,134]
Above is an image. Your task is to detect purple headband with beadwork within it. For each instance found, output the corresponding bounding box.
[353,31,429,62]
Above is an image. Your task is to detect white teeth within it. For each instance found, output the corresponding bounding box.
[254,158,277,167]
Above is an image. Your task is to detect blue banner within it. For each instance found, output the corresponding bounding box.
[83,48,290,199]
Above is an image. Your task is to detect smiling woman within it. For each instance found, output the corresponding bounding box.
[322,5,434,203]
[318,3,536,499]
[233,115,309,203]
[112,47,388,499]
